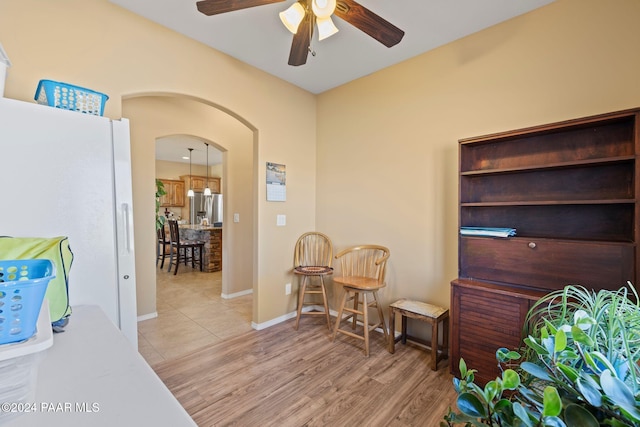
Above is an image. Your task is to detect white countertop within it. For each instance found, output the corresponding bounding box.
[4,305,196,427]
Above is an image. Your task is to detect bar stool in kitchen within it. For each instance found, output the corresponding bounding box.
[156,225,171,269]
[167,220,204,275]
[331,245,390,356]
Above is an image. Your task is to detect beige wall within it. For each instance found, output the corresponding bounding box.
[3,0,639,334]
[0,0,317,324]
[316,0,640,337]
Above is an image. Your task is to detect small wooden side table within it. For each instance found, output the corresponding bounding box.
[388,299,449,370]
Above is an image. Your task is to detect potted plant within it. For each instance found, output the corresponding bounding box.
[443,283,640,426]
[155,179,167,231]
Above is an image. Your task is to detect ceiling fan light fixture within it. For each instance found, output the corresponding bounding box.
[317,15,339,41]
[279,2,305,34]
[312,0,336,19]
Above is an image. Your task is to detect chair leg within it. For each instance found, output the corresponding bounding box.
[320,277,331,331]
[167,246,174,273]
[295,276,308,330]
[362,292,370,357]
[199,246,204,271]
[160,244,166,269]
[331,288,349,342]
[173,247,181,275]
[373,291,388,343]
[351,291,360,330]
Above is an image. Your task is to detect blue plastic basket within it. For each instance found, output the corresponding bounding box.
[0,260,55,345]
[34,79,108,116]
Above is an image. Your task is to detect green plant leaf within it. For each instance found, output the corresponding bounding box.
[555,329,567,353]
[590,352,616,374]
[542,415,567,427]
[542,336,556,356]
[496,347,520,362]
[542,386,562,417]
[570,325,594,347]
[573,309,596,330]
[493,398,513,419]
[575,377,602,407]
[456,392,487,418]
[502,369,520,390]
[524,336,549,355]
[521,361,552,381]
[618,404,640,423]
[459,358,467,377]
[600,369,636,408]
[512,402,533,427]
[563,403,599,427]
[484,380,499,402]
[544,319,557,335]
[556,363,579,382]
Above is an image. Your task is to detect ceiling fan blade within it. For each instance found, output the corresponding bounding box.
[288,9,314,66]
[196,0,285,16]
[334,0,404,48]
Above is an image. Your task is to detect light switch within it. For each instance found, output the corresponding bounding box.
[277,214,286,226]
[233,213,240,223]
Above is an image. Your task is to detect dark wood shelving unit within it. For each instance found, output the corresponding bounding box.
[451,108,640,385]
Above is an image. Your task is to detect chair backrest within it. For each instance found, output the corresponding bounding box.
[334,245,390,284]
[293,232,333,268]
[168,220,180,245]
[157,225,167,242]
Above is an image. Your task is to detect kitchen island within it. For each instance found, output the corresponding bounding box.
[179,224,222,272]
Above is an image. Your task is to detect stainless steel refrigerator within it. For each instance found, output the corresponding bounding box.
[191,192,223,226]
[0,97,137,347]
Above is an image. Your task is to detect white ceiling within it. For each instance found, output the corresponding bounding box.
[110,0,554,94]
[156,135,223,166]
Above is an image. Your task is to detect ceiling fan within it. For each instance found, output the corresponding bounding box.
[196,0,405,66]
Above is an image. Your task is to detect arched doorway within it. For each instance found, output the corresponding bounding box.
[122,94,256,363]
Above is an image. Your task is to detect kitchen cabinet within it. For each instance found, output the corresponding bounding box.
[159,179,185,207]
[452,107,640,384]
[181,175,221,193]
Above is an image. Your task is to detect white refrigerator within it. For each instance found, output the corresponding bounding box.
[0,97,138,348]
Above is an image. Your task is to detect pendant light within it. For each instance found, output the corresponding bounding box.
[187,148,194,198]
[203,142,211,196]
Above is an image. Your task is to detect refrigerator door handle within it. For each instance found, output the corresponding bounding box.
[122,203,132,253]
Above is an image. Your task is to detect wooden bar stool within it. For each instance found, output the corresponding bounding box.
[292,231,334,330]
[388,299,449,370]
[331,245,390,357]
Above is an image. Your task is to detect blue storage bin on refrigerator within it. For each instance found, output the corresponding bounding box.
[34,79,109,116]
[0,260,55,344]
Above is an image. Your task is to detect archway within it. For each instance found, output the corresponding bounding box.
[122,93,256,331]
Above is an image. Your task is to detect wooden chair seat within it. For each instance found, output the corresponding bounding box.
[388,298,449,370]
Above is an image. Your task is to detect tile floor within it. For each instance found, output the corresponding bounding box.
[138,265,253,367]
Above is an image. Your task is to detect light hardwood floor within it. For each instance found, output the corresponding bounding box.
[140,267,459,426]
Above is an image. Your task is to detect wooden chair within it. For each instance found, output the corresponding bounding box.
[293,232,334,330]
[156,225,171,269]
[331,245,390,356]
[167,220,204,275]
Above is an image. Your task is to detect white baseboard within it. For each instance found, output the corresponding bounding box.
[252,305,392,337]
[137,312,158,322]
[222,288,253,299]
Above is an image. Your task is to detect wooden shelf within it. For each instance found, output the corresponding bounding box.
[451,107,640,385]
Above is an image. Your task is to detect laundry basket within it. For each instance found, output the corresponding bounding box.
[34,79,108,116]
[0,302,53,423]
[0,259,55,345]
